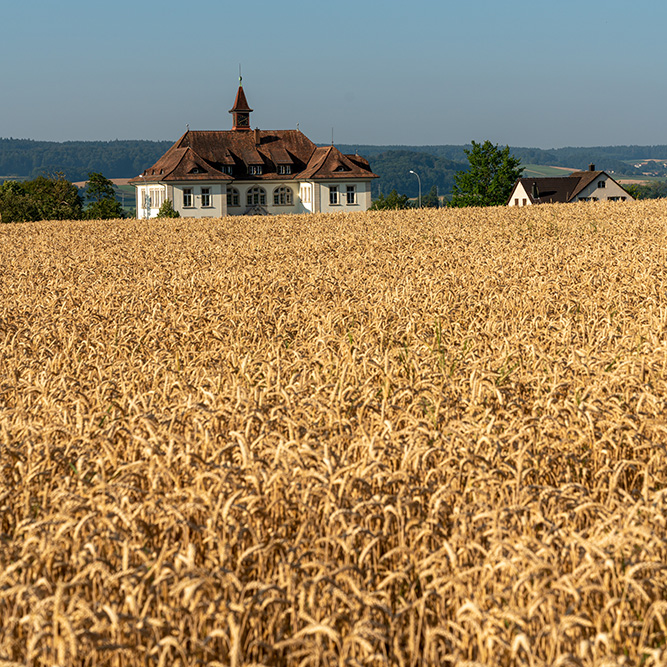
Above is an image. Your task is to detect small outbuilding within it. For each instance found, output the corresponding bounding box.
[508,165,634,206]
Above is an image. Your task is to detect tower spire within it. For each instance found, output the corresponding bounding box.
[229,73,252,131]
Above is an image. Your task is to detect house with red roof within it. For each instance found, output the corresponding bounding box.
[508,165,634,206]
[131,82,378,218]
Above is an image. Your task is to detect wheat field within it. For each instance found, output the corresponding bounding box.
[2,200,667,666]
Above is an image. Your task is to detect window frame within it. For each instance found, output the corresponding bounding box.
[227,187,240,207]
[346,185,357,205]
[329,185,339,205]
[248,165,263,176]
[183,188,193,208]
[247,186,267,207]
[273,186,293,206]
[149,187,165,210]
[201,187,211,208]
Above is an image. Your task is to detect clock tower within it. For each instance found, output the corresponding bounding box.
[229,79,253,131]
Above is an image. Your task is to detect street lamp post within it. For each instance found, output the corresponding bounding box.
[409,170,422,208]
[139,173,151,219]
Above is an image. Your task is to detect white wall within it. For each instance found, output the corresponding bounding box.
[575,174,634,202]
[136,179,376,218]
[508,182,531,206]
[318,181,372,213]
[136,184,168,219]
[173,183,226,218]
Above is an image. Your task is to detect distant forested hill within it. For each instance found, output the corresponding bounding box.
[337,144,667,198]
[340,144,667,177]
[0,138,172,183]
[2,138,666,197]
[360,150,466,199]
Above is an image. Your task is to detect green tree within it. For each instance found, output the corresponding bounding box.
[450,140,523,207]
[24,173,83,220]
[421,185,440,208]
[625,182,667,200]
[157,199,180,218]
[86,172,116,202]
[369,189,412,210]
[84,172,123,219]
[0,180,38,222]
[0,174,83,222]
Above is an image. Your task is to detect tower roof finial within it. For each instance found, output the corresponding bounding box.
[230,72,252,130]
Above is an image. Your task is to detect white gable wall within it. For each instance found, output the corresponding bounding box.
[508,181,532,206]
[575,174,632,201]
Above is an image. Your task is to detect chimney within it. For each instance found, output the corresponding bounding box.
[589,163,595,171]
[254,128,260,146]
[531,182,539,200]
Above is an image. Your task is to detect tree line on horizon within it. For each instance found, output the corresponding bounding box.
[1,139,665,221]
[0,138,172,183]
[0,173,124,223]
[2,137,666,198]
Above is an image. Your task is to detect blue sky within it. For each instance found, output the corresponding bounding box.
[2,0,666,148]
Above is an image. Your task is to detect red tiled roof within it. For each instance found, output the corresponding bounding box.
[131,82,377,184]
[513,177,578,204]
[131,129,378,183]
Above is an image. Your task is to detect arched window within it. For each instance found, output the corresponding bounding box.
[246,186,266,206]
[273,186,293,206]
[227,187,240,207]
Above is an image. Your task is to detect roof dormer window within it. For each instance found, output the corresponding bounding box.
[277,164,292,175]
[190,167,206,174]
[249,165,263,175]
[335,164,349,172]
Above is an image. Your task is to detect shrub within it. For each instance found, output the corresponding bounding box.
[157,199,180,218]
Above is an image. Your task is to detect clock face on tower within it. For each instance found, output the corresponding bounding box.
[236,114,249,127]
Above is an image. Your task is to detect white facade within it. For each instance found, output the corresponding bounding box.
[137,179,374,218]
[136,183,168,218]
[318,181,373,214]
[573,174,631,202]
[507,182,531,207]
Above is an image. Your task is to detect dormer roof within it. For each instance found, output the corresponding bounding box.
[131,130,377,183]
[130,143,231,183]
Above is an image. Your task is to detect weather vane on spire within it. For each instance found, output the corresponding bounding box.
[239,64,242,85]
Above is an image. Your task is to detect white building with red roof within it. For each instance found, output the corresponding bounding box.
[131,82,378,218]
[508,165,634,206]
